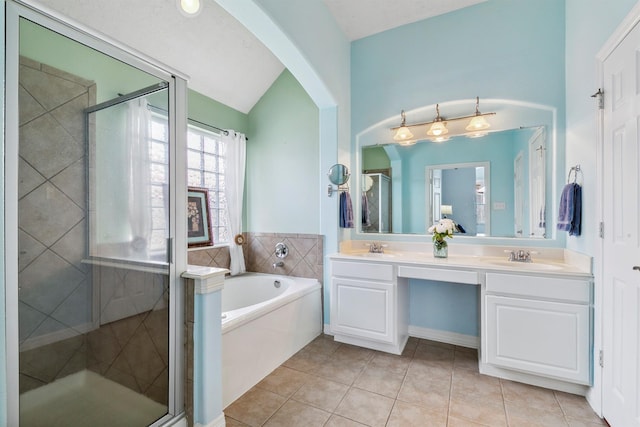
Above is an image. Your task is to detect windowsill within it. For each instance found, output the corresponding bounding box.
[82,256,169,274]
[188,243,230,251]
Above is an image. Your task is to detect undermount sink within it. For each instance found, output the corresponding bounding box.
[482,259,564,271]
[351,252,400,258]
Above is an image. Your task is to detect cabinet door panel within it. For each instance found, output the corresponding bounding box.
[486,295,590,384]
[331,277,393,343]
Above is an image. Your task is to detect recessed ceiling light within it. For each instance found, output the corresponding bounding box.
[178,0,201,17]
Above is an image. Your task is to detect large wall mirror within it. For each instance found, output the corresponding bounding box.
[356,99,557,240]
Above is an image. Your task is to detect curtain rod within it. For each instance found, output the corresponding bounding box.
[93,88,248,141]
[185,116,249,141]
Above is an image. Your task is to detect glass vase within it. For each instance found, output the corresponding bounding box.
[433,240,448,258]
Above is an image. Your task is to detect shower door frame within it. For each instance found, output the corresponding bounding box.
[4,1,189,425]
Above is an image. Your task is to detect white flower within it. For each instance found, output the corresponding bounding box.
[429,218,456,242]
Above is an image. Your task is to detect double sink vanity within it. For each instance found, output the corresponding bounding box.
[329,241,593,395]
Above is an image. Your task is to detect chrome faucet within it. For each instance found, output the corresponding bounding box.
[368,242,385,253]
[506,249,532,262]
[272,261,284,269]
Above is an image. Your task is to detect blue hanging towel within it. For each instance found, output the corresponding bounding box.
[340,191,354,228]
[557,183,581,236]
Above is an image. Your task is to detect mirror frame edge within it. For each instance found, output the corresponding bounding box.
[352,98,563,247]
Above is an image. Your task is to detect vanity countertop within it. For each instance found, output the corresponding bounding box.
[329,241,592,279]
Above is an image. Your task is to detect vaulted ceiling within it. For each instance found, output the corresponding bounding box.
[33,0,486,114]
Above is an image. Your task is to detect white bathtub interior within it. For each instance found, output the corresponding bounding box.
[221,273,322,408]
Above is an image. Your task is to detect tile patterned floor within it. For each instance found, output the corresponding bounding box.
[225,335,606,427]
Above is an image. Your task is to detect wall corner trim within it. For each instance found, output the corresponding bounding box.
[182,266,229,294]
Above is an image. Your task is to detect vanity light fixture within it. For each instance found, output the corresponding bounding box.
[390,97,496,144]
[426,104,449,137]
[178,0,201,16]
[393,110,416,145]
[465,96,491,138]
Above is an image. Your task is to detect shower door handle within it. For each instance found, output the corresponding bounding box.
[168,237,174,264]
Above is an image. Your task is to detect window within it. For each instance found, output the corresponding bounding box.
[149,116,229,248]
[149,114,170,254]
[186,124,228,245]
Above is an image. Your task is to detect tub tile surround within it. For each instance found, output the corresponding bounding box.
[225,335,605,427]
[188,232,324,283]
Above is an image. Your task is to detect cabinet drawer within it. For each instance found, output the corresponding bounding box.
[486,273,590,303]
[331,260,394,281]
[398,265,479,284]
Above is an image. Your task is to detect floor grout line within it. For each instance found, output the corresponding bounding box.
[226,336,603,427]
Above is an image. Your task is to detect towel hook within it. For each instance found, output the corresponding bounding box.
[567,165,581,184]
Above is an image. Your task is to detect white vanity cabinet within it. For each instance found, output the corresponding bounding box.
[482,272,592,386]
[330,260,408,355]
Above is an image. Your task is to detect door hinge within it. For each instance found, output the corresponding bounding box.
[599,222,604,239]
[591,88,604,110]
[599,350,604,368]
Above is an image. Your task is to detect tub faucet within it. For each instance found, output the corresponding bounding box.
[272,261,284,269]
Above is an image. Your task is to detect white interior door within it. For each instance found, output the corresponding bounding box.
[529,128,546,238]
[514,152,524,237]
[602,19,640,427]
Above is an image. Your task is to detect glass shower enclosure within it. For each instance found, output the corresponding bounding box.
[6,4,184,426]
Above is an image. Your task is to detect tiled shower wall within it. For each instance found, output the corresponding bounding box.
[17,57,169,406]
[18,55,95,349]
[187,232,324,282]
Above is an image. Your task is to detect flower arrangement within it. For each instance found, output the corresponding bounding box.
[428,218,456,243]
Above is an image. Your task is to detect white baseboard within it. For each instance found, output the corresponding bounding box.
[479,362,589,396]
[407,325,479,349]
[195,413,225,427]
[324,323,478,349]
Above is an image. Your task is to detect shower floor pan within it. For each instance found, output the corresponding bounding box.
[19,369,167,427]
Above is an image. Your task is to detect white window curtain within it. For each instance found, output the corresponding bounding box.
[126,98,152,259]
[223,129,247,275]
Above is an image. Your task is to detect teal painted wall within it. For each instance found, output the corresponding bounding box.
[362,146,390,171]
[351,0,566,335]
[246,69,319,233]
[352,0,565,134]
[410,280,480,337]
[565,0,637,257]
[188,90,249,134]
